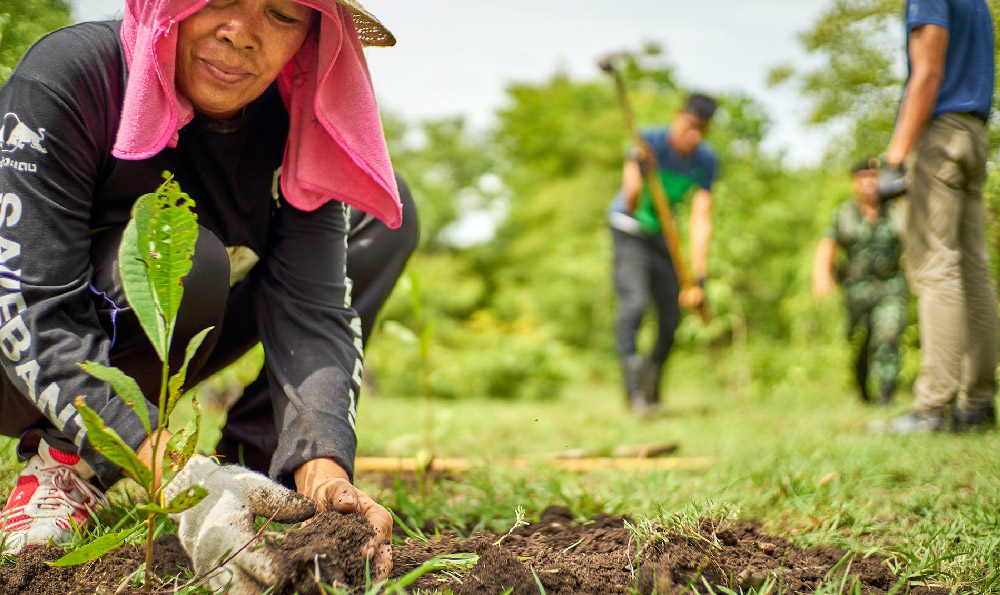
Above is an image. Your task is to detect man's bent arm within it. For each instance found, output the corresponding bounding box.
[622,160,643,213]
[689,188,712,279]
[812,237,838,298]
[886,24,949,166]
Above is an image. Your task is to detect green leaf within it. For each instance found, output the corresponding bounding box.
[119,193,167,361]
[143,175,199,331]
[74,397,153,487]
[79,361,151,436]
[118,174,200,362]
[186,396,202,463]
[166,326,214,417]
[49,523,143,567]
[136,485,208,515]
[164,398,200,480]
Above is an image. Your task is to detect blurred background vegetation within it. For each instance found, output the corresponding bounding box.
[369,0,1000,406]
[3,0,1000,408]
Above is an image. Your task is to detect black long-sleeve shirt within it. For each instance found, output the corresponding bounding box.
[0,21,363,487]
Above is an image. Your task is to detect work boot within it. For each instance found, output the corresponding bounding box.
[0,439,108,554]
[854,355,870,403]
[952,405,996,432]
[640,360,663,415]
[621,354,647,413]
[878,382,895,406]
[868,410,948,434]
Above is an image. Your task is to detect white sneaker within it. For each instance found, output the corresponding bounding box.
[0,439,108,554]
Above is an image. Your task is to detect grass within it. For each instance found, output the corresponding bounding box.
[353,348,1000,593]
[0,347,997,592]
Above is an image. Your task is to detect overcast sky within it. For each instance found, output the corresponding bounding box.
[72,0,842,165]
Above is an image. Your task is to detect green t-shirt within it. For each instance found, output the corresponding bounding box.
[634,170,704,234]
[627,128,717,235]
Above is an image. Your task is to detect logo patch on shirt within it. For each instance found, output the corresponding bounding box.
[0,113,46,174]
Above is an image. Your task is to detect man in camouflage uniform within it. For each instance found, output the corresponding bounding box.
[813,158,908,404]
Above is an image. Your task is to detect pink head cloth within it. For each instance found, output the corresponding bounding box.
[115,0,402,228]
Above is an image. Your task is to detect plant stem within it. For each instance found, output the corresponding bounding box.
[144,509,155,590]
[145,341,171,591]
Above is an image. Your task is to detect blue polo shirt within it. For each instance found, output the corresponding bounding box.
[906,0,995,121]
[608,128,717,236]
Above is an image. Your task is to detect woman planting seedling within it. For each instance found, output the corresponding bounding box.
[0,0,417,589]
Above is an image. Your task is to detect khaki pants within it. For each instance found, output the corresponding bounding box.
[902,112,998,413]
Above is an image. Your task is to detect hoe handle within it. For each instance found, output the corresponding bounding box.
[600,57,709,324]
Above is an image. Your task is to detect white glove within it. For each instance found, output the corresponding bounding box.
[164,455,316,595]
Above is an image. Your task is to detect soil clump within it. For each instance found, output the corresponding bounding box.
[272,510,374,595]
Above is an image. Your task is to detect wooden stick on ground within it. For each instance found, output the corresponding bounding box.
[355,455,712,474]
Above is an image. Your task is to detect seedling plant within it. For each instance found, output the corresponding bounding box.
[53,173,211,591]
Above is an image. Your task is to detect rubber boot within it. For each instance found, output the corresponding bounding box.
[620,354,647,413]
[854,353,870,403]
[640,360,663,414]
[878,381,895,406]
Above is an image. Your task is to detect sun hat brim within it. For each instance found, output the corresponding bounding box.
[337,0,395,46]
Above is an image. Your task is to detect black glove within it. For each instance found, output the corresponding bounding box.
[876,163,907,202]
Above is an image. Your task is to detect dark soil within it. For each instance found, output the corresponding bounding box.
[389,506,953,595]
[0,507,955,594]
[0,535,190,595]
[272,511,374,595]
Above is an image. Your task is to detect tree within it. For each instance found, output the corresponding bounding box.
[383,112,503,253]
[0,0,71,84]
[769,0,1000,158]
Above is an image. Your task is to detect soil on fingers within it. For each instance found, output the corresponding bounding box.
[271,510,374,595]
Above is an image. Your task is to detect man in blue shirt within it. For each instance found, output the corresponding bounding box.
[608,93,717,414]
[875,0,996,432]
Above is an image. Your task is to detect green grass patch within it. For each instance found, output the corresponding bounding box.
[355,349,1000,593]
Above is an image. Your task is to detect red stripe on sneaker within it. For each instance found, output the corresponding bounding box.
[2,476,39,513]
[48,447,81,466]
[2,514,29,527]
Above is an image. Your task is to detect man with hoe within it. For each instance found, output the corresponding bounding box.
[608,93,717,414]
[0,0,418,590]
[874,0,997,432]
[812,158,908,406]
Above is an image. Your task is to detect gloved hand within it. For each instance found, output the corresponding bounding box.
[164,455,316,595]
[876,163,907,202]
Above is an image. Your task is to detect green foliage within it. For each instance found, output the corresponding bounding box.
[0,0,70,84]
[770,0,1000,156]
[371,36,872,403]
[373,306,568,401]
[383,113,502,252]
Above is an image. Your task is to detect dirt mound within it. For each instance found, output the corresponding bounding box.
[390,507,952,594]
[0,535,190,595]
[0,507,953,594]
